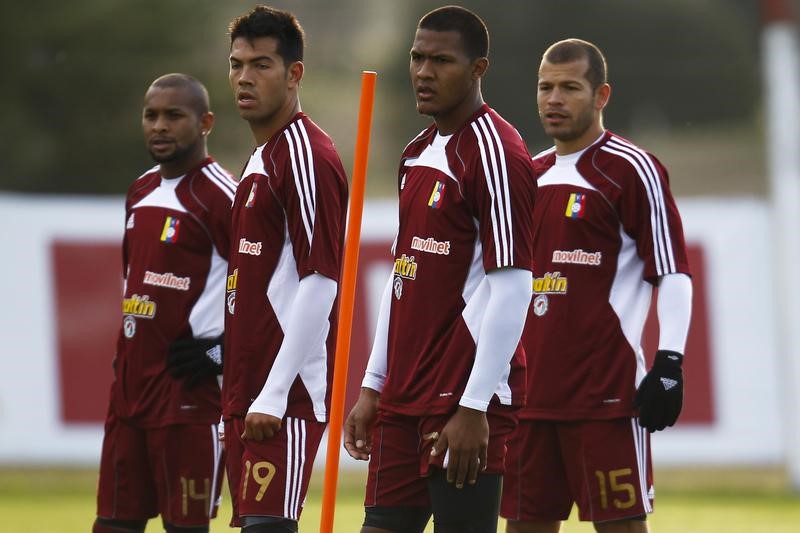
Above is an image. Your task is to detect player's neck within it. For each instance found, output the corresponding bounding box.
[434,92,484,136]
[159,148,207,179]
[250,97,302,146]
[555,124,605,156]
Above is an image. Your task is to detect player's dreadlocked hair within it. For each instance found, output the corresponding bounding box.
[543,39,608,92]
[228,5,305,65]
[418,5,489,60]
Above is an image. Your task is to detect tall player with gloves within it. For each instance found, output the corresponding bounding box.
[94,74,236,533]
[501,39,692,533]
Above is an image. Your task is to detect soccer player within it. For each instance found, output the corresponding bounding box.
[94,73,236,533]
[344,6,535,533]
[221,6,348,532]
[500,39,693,533]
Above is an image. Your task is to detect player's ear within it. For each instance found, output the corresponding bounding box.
[200,111,215,137]
[595,83,611,111]
[287,61,304,88]
[472,57,488,80]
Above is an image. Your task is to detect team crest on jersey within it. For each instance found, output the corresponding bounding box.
[123,315,137,338]
[532,272,568,295]
[160,216,180,243]
[533,294,549,317]
[565,193,586,219]
[245,181,258,208]
[122,294,157,318]
[126,213,135,229]
[226,268,238,315]
[393,276,403,300]
[427,181,445,209]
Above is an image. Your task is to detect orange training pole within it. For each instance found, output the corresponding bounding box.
[320,70,377,533]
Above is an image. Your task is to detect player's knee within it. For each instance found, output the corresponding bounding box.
[506,519,562,533]
[362,505,431,533]
[93,517,147,533]
[427,470,502,533]
[593,515,648,533]
[162,521,209,533]
[241,515,298,532]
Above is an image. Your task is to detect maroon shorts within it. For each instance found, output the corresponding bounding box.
[96,412,224,527]
[501,418,653,523]
[225,416,326,525]
[365,408,517,508]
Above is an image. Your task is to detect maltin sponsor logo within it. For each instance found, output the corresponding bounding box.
[411,236,451,256]
[238,238,262,256]
[532,272,568,295]
[393,254,418,280]
[551,249,602,266]
[122,294,157,318]
[143,271,191,291]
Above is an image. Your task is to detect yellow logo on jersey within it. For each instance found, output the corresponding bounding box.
[393,254,418,280]
[226,268,238,291]
[122,294,157,318]
[532,272,568,294]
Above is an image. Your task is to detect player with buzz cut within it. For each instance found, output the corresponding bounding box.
[344,5,536,533]
[222,5,348,532]
[501,39,692,533]
[94,73,237,533]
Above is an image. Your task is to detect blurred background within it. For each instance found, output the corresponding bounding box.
[0,0,771,197]
[2,0,800,531]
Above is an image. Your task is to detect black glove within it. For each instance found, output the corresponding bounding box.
[166,334,223,388]
[634,350,683,432]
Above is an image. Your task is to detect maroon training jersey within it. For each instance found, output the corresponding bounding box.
[112,157,237,427]
[379,104,536,416]
[521,131,690,420]
[223,113,348,422]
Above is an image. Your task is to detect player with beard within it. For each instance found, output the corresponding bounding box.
[93,73,237,533]
[500,39,692,533]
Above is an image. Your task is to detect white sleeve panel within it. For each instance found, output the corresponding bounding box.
[248,272,337,419]
[460,267,531,411]
[188,248,227,337]
[361,271,393,393]
[657,273,693,354]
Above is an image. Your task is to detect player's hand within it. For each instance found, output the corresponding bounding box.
[344,387,380,461]
[218,418,226,449]
[166,334,223,387]
[242,412,282,441]
[429,406,488,489]
[635,350,684,432]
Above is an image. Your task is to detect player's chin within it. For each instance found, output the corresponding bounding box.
[415,100,439,117]
[148,149,178,163]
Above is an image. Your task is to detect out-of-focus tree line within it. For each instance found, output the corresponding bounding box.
[0,0,763,196]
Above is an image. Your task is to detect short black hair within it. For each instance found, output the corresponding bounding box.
[148,73,209,116]
[542,38,607,91]
[228,5,305,65]
[418,5,489,60]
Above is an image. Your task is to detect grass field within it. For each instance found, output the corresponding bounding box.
[1,466,798,532]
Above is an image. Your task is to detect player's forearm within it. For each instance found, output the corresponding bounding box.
[656,273,692,353]
[460,268,531,411]
[248,272,337,418]
[361,270,393,393]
